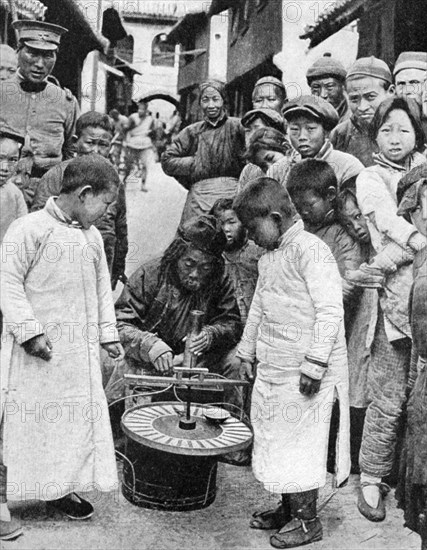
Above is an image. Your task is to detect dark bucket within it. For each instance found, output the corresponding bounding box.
[122,436,218,511]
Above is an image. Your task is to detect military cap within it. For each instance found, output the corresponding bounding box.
[254,76,286,93]
[394,51,427,76]
[346,56,392,84]
[282,95,339,131]
[241,108,285,132]
[12,20,67,51]
[306,55,347,84]
[178,215,226,257]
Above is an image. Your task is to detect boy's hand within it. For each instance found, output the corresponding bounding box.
[189,330,211,356]
[22,334,52,361]
[102,342,125,360]
[299,373,321,396]
[154,351,174,375]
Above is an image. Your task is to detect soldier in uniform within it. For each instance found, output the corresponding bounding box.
[0,20,79,207]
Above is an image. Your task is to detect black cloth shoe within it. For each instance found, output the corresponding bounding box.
[48,493,94,520]
[270,517,323,548]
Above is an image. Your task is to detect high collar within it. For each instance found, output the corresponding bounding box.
[45,197,82,229]
[203,111,227,128]
[278,219,304,248]
[17,70,48,93]
[373,152,423,173]
[315,140,333,160]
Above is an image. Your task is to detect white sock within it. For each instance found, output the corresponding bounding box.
[360,473,382,508]
[0,502,11,522]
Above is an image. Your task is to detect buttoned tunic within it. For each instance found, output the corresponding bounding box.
[0,76,78,172]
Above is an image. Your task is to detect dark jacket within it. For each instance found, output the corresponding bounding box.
[115,257,243,367]
[31,159,128,281]
[161,114,246,189]
[307,211,363,312]
[410,247,427,359]
[330,117,377,168]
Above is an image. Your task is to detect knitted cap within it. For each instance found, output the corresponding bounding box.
[394,51,427,76]
[241,108,285,132]
[254,76,286,93]
[306,55,347,84]
[346,56,392,84]
[282,95,339,131]
[178,215,226,257]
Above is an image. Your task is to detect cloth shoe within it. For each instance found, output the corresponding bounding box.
[357,482,390,522]
[270,516,323,548]
[48,493,94,520]
[250,496,291,530]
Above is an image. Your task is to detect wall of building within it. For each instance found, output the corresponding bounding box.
[124,19,179,103]
[208,14,228,82]
[226,1,282,83]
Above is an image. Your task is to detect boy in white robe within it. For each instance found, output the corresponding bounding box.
[0,155,124,534]
[233,177,350,549]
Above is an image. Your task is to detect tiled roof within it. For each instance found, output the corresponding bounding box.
[300,0,367,48]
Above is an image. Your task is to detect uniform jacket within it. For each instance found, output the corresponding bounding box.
[0,75,79,171]
[161,114,246,189]
[31,160,128,279]
[115,258,242,368]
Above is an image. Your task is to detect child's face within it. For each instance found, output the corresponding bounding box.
[346,76,392,125]
[410,184,427,237]
[376,109,416,164]
[218,209,246,250]
[245,117,268,147]
[253,148,287,172]
[0,138,20,186]
[76,126,112,158]
[339,196,370,243]
[245,214,282,250]
[75,186,117,229]
[287,116,327,158]
[292,189,333,229]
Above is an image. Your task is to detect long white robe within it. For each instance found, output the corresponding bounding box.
[0,198,118,501]
[237,221,350,493]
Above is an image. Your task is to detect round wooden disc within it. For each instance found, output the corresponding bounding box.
[121,402,253,456]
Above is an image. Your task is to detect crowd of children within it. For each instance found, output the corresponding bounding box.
[0,45,427,550]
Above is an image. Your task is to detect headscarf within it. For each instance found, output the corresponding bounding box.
[199,79,226,100]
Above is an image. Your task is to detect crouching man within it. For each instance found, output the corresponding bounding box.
[111,215,244,409]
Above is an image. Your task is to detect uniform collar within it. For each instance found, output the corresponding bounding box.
[17,69,48,92]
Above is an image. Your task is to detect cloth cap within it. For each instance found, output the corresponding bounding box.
[306,55,347,84]
[282,95,339,131]
[0,124,25,146]
[346,56,392,84]
[199,79,226,99]
[394,51,427,76]
[241,108,285,132]
[254,76,286,93]
[12,20,67,51]
[178,215,226,257]
[397,163,427,215]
